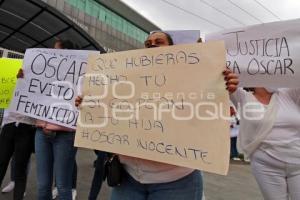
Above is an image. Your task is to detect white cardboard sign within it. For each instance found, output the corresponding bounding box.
[10,48,97,128]
[206,18,300,88]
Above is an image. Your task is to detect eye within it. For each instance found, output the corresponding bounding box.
[155,39,166,45]
[144,40,151,47]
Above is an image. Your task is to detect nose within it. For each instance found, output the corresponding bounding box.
[147,40,159,48]
[148,44,158,48]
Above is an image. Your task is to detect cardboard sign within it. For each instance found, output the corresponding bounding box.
[10,48,96,128]
[206,18,300,88]
[0,58,22,108]
[75,41,230,175]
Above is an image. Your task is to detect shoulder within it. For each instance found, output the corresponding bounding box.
[231,88,252,101]
[278,88,300,104]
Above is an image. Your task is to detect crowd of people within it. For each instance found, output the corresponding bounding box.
[0,30,299,200]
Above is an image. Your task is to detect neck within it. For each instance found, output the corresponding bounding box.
[253,88,272,105]
[253,88,271,96]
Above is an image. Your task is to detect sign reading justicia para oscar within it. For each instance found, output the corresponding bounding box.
[206,18,300,88]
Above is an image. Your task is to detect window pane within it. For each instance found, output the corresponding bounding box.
[65,0,148,42]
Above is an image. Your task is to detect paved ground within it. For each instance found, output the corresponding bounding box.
[0,149,263,200]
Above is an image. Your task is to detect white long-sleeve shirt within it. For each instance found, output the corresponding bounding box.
[231,88,300,164]
[2,109,35,127]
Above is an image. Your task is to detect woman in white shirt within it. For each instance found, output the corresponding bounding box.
[231,87,300,200]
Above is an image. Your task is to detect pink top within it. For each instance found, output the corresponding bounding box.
[36,120,74,132]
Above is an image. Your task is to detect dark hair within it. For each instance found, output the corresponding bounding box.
[55,39,78,49]
[148,31,174,45]
[243,87,255,92]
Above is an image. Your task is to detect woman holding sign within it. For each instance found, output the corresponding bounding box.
[0,110,35,200]
[76,31,239,200]
[230,87,300,200]
[33,39,78,200]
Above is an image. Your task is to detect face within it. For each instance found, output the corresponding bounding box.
[54,41,63,49]
[144,32,170,48]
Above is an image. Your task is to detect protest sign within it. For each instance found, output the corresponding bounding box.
[166,30,200,44]
[10,48,96,129]
[0,58,22,108]
[75,41,230,175]
[206,18,300,87]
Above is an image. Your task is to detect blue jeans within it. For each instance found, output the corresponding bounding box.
[111,170,203,200]
[35,128,77,200]
[230,137,239,158]
[54,160,77,189]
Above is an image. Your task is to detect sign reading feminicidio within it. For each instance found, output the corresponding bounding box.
[10,48,95,129]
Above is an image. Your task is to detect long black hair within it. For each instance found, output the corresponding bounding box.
[243,87,255,92]
[55,39,79,49]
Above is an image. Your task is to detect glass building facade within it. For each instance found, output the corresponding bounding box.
[66,0,148,43]
[43,0,152,51]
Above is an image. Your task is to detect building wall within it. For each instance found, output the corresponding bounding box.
[43,0,149,51]
[0,48,24,59]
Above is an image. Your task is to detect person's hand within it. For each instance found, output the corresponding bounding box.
[223,69,239,94]
[16,68,24,78]
[75,96,83,107]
